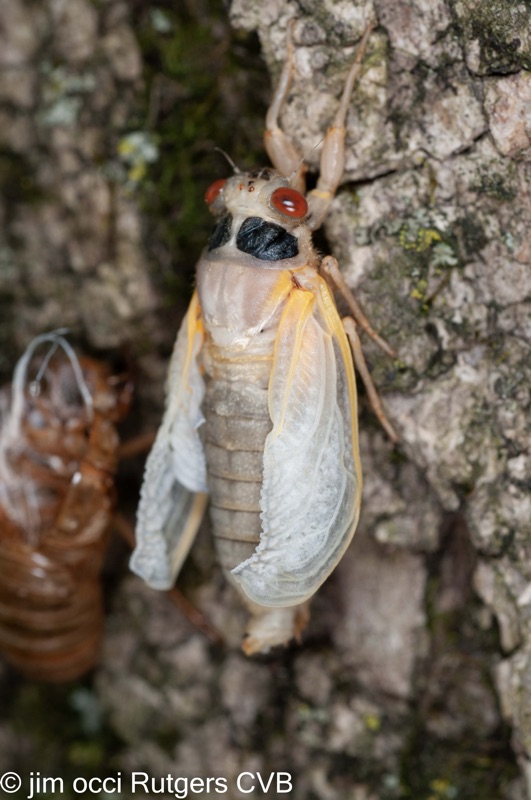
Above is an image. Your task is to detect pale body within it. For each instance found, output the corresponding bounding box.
[131,23,397,652]
[197,174,361,650]
[132,170,362,652]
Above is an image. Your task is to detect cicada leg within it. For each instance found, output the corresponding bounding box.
[321,255,396,358]
[265,21,376,220]
[342,315,399,443]
[264,21,307,192]
[306,22,375,230]
[114,478,224,646]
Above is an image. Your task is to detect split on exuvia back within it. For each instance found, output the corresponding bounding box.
[130,20,398,654]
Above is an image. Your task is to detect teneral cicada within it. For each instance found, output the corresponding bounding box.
[131,22,397,654]
[0,333,130,681]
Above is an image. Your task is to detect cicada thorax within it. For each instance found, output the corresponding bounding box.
[0,339,130,681]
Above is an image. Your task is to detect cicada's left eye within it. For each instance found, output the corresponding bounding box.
[270,187,308,219]
[205,178,227,206]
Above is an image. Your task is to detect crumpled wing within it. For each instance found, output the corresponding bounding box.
[130,292,208,589]
[232,280,362,607]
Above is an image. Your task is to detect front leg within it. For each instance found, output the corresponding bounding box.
[307,22,375,231]
[264,22,307,192]
[264,21,376,230]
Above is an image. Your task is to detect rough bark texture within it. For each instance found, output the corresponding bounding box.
[1,0,530,798]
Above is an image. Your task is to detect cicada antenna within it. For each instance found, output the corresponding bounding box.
[213,146,241,174]
[288,138,324,186]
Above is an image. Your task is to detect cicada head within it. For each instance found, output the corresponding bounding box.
[204,169,315,268]
[205,168,307,221]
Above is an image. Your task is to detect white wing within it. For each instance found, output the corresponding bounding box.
[131,292,208,589]
[232,281,362,607]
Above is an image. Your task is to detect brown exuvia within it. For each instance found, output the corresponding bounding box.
[0,333,130,681]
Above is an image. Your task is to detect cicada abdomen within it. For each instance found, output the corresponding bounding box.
[0,333,130,681]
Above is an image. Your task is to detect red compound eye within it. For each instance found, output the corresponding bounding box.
[270,187,308,218]
[205,178,227,206]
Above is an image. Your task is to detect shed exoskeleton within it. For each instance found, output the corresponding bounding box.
[131,22,398,654]
[0,333,130,681]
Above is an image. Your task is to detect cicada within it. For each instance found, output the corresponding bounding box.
[0,332,130,681]
[131,22,397,654]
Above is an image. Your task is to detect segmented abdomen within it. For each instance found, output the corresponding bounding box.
[202,351,273,575]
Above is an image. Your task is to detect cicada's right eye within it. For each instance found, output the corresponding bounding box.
[270,186,308,219]
[205,178,227,208]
